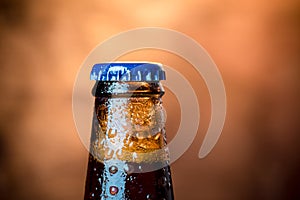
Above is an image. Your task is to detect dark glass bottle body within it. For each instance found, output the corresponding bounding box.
[84,81,174,200]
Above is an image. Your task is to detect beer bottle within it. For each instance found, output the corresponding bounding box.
[84,62,174,200]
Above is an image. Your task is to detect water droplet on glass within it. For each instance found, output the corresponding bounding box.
[109,165,118,174]
[132,152,137,161]
[129,141,134,148]
[146,194,152,200]
[104,148,114,160]
[123,164,129,172]
[158,176,167,187]
[109,186,119,195]
[116,149,123,159]
[108,128,117,138]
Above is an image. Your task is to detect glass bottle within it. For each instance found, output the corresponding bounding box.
[84,62,174,200]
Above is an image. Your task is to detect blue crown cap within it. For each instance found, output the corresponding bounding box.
[90,62,166,82]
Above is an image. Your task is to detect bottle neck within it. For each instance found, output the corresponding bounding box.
[90,81,168,165]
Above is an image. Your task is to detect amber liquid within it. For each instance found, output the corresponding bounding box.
[84,82,174,200]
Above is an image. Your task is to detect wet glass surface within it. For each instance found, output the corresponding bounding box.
[84,82,174,200]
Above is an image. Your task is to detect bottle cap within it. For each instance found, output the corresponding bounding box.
[90,62,166,81]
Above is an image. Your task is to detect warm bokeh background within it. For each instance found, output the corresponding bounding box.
[1,0,300,199]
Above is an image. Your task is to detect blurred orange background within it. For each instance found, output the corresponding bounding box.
[0,0,300,199]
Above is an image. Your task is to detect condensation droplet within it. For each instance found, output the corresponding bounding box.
[146,194,152,200]
[132,152,137,160]
[109,165,118,174]
[116,149,123,159]
[123,164,129,172]
[104,148,114,160]
[158,176,167,187]
[129,141,134,148]
[109,186,119,195]
[108,128,117,138]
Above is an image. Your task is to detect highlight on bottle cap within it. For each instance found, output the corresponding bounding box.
[90,62,166,82]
